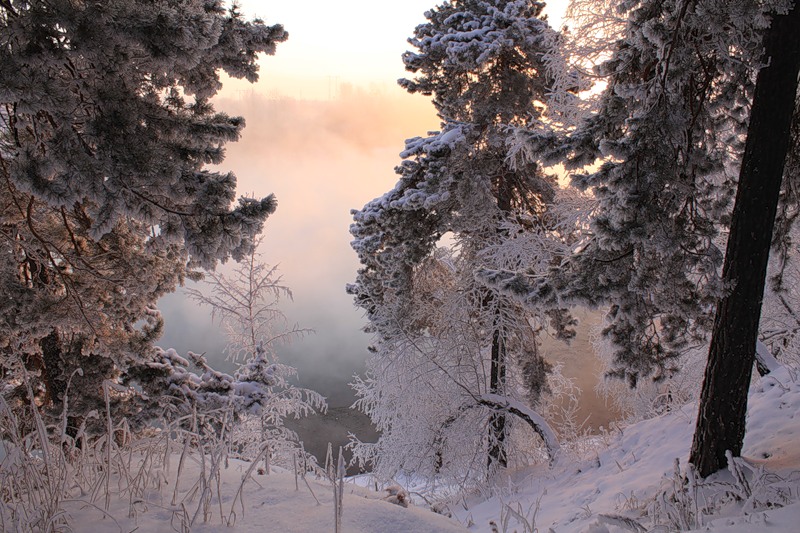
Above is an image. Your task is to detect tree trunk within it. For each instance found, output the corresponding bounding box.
[40,329,67,406]
[488,321,508,469]
[487,176,514,471]
[689,1,800,477]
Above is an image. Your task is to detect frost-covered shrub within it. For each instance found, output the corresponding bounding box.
[184,239,326,463]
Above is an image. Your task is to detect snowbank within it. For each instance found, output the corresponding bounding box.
[14,368,798,532]
[61,459,468,533]
[457,366,800,532]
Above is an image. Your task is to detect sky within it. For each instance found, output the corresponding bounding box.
[219,1,567,99]
[158,0,570,406]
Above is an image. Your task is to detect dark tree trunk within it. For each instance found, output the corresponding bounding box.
[488,322,508,469]
[690,1,800,477]
[40,329,67,406]
[487,175,515,471]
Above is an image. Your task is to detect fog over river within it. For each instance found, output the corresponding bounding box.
[157,82,616,468]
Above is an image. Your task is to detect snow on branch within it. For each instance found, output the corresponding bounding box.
[475,268,558,309]
[755,340,783,375]
[478,393,560,463]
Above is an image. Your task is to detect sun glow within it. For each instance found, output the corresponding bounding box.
[221,0,569,101]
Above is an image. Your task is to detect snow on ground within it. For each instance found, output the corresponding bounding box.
[61,458,469,533]
[455,366,800,532]
[53,366,799,532]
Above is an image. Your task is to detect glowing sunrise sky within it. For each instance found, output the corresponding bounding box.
[223,0,568,99]
[158,0,570,405]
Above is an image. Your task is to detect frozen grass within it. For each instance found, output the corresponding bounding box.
[2,362,798,532]
[0,377,468,532]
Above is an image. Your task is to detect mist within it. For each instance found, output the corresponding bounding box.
[156,82,619,435]
[157,85,439,407]
[156,0,572,408]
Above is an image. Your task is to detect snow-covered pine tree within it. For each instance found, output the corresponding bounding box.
[349,0,570,483]
[484,0,794,385]
[0,0,285,431]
